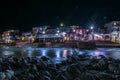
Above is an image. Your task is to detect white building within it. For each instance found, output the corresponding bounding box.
[104,21,120,43]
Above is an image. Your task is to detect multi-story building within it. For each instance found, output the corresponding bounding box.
[32,25,50,34]
[32,26,64,43]
[2,30,20,43]
[104,21,120,33]
[104,21,120,43]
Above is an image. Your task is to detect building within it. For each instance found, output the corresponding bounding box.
[104,21,120,43]
[2,30,20,43]
[104,21,120,33]
[32,25,50,34]
[31,26,64,43]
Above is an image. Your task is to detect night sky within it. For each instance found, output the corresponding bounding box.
[0,0,120,32]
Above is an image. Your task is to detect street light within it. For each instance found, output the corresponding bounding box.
[90,26,94,30]
[60,23,64,27]
[42,31,46,42]
[90,26,94,40]
[73,29,76,32]
[57,30,60,33]
[90,26,94,34]
[42,31,45,34]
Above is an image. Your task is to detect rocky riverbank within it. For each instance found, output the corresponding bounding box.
[0,53,120,80]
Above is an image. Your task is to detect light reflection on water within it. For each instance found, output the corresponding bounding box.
[0,47,120,63]
[2,51,14,56]
[41,50,46,56]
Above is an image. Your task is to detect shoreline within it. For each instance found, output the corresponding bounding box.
[0,41,120,49]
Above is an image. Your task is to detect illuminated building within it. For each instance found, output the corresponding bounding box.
[104,21,120,43]
[32,25,50,34]
[104,21,120,33]
[2,30,20,43]
[21,32,32,42]
[35,29,63,43]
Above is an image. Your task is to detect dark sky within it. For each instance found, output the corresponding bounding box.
[0,0,120,31]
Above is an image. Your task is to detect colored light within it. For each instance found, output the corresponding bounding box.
[31,38,35,42]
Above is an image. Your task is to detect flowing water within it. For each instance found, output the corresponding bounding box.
[0,46,120,63]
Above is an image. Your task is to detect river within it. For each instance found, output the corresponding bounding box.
[0,47,120,63]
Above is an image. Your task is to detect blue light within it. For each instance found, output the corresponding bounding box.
[57,30,60,33]
[27,50,32,57]
[56,33,58,35]
[42,31,45,34]
[41,49,47,56]
[90,26,94,29]
[56,49,61,58]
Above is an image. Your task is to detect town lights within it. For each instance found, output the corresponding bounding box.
[42,31,45,34]
[57,30,60,33]
[62,32,66,36]
[31,38,35,42]
[90,26,94,30]
[56,33,58,35]
[60,23,64,27]
[73,29,76,32]
[90,26,94,34]
[22,36,25,41]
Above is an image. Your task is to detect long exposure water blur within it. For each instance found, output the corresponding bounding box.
[0,47,120,63]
